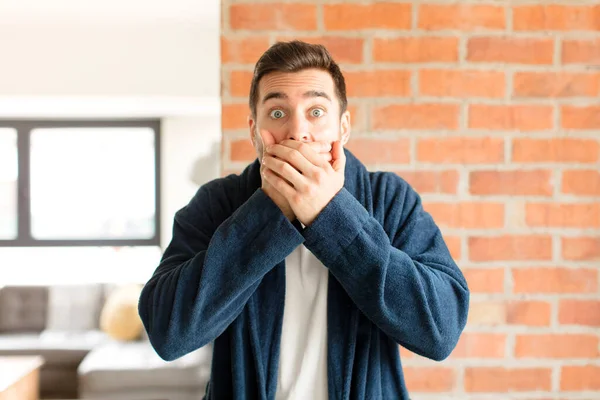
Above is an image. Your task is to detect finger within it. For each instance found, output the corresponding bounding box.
[257,130,276,158]
[263,155,309,190]
[264,167,294,187]
[306,142,332,163]
[267,145,315,175]
[271,141,330,169]
[305,141,333,154]
[331,140,346,172]
[262,167,296,200]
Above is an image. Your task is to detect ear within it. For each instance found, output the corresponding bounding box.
[340,110,351,146]
[248,114,258,152]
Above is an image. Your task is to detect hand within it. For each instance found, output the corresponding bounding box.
[255,131,332,221]
[262,139,346,226]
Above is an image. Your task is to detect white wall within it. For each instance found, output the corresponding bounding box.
[161,116,221,249]
[0,0,219,98]
[0,0,222,284]
[0,23,218,98]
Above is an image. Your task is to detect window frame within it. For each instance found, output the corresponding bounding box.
[0,119,161,247]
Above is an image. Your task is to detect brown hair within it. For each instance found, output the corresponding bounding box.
[248,40,348,119]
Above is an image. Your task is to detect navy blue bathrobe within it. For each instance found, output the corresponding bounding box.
[138,149,470,399]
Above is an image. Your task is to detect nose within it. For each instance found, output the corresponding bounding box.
[285,113,310,142]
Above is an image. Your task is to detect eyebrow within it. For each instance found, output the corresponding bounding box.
[262,90,332,104]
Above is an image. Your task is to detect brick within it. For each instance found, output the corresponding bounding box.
[513,138,599,163]
[399,346,414,359]
[403,367,456,393]
[514,5,600,31]
[515,334,599,358]
[345,138,410,164]
[230,3,317,31]
[222,103,250,130]
[230,70,253,98]
[468,301,506,326]
[513,267,598,294]
[443,235,462,260]
[419,4,505,31]
[559,300,600,326]
[344,70,411,97]
[465,367,552,392]
[469,104,553,131]
[373,37,459,63]
[467,37,554,65]
[526,203,600,228]
[562,105,600,130]
[230,138,256,162]
[514,72,600,98]
[469,235,552,262]
[417,137,504,164]
[345,104,366,132]
[373,104,459,130]
[276,36,364,64]
[562,39,600,64]
[221,36,270,64]
[394,170,459,194]
[561,365,600,391]
[562,236,600,260]
[424,202,504,229]
[419,70,505,98]
[451,333,506,358]
[463,268,504,294]
[507,301,552,327]
[562,170,600,196]
[469,170,553,196]
[324,3,411,30]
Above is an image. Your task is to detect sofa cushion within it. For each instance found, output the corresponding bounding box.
[78,341,211,392]
[79,387,206,400]
[0,286,48,333]
[46,284,105,331]
[0,330,108,366]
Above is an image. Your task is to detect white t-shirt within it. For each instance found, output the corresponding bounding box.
[275,243,329,400]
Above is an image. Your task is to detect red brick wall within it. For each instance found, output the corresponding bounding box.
[221,1,600,397]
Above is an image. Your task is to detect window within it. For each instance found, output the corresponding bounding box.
[0,128,18,240]
[0,120,161,247]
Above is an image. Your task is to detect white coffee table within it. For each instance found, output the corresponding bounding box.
[0,356,44,400]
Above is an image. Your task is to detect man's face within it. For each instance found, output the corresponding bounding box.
[249,68,351,159]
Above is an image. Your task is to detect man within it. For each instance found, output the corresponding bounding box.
[138,40,470,399]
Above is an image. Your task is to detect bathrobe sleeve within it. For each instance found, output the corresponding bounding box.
[138,179,304,361]
[301,172,470,361]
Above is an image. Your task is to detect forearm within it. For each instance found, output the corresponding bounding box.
[302,189,469,360]
[139,189,304,360]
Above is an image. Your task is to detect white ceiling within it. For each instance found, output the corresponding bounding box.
[0,0,220,27]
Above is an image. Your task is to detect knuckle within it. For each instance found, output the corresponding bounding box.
[289,149,301,163]
[313,170,323,184]
[277,163,288,175]
[283,163,295,175]
[297,143,309,154]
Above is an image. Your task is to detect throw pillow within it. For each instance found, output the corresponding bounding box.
[99,284,144,341]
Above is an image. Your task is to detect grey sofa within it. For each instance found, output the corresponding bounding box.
[78,340,211,400]
[0,284,211,400]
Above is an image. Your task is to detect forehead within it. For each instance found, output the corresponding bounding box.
[258,68,336,101]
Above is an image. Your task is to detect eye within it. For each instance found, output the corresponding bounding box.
[269,109,286,119]
[311,108,325,118]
